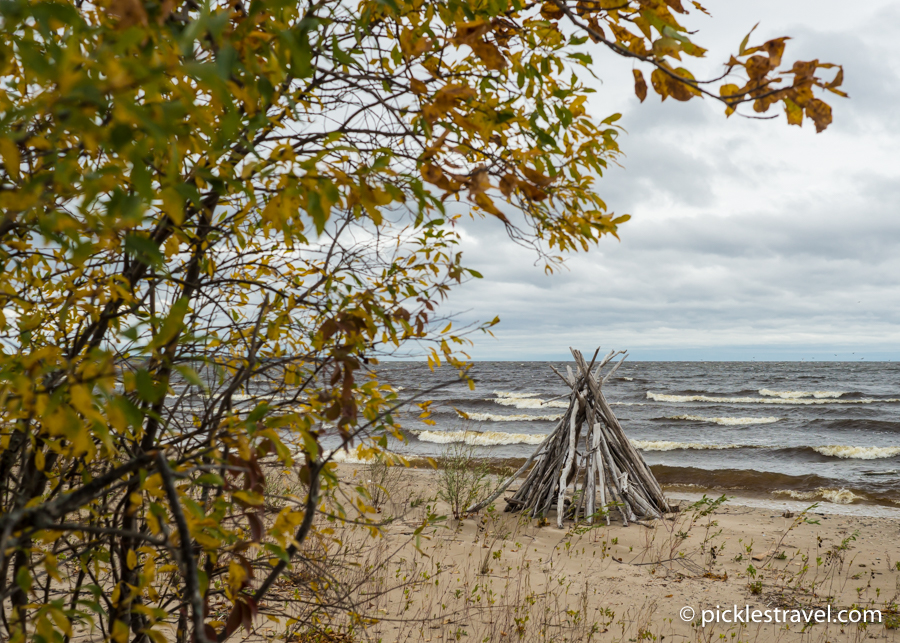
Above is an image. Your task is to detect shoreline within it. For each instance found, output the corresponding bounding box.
[666,491,900,520]
[327,448,900,514]
[328,462,900,642]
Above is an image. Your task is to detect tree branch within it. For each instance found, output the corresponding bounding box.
[157,452,211,643]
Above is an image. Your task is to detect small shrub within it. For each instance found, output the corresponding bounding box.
[436,439,492,520]
[363,455,406,515]
[265,469,308,510]
[749,581,763,595]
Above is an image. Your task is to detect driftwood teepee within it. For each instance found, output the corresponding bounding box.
[469,347,672,527]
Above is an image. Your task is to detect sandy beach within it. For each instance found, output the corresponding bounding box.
[285,463,900,643]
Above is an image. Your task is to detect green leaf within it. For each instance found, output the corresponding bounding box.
[247,402,270,423]
[124,234,165,269]
[216,44,238,80]
[263,543,291,563]
[566,52,592,65]
[15,565,31,593]
[135,369,166,403]
[196,473,225,486]
[174,364,205,388]
[281,27,313,77]
[151,297,190,349]
[739,23,759,56]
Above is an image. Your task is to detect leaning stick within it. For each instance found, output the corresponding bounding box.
[595,390,669,510]
[593,438,609,525]
[578,350,669,513]
[465,417,563,514]
[585,422,596,523]
[557,399,580,527]
[601,353,628,385]
[501,347,671,524]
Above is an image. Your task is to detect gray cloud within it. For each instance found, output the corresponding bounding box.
[435,0,900,360]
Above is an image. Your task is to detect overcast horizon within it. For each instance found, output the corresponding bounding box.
[431,0,900,362]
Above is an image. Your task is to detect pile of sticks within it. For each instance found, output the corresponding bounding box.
[470,347,672,527]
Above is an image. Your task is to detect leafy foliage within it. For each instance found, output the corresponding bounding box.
[0,0,843,640]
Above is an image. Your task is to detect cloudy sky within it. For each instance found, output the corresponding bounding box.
[444,0,900,361]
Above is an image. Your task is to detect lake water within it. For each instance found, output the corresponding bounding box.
[352,361,900,509]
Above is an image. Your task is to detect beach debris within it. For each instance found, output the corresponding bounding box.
[467,347,673,527]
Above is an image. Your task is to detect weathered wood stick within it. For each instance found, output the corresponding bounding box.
[576,349,669,515]
[540,392,571,405]
[574,389,632,524]
[504,347,670,524]
[570,356,628,524]
[593,350,624,381]
[585,423,596,523]
[594,443,609,525]
[601,353,628,385]
[574,460,588,523]
[602,466,628,527]
[556,398,580,528]
[574,346,602,379]
[595,390,669,510]
[466,424,558,513]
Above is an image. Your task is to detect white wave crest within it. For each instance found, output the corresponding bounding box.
[773,487,864,505]
[414,430,548,446]
[491,397,568,409]
[323,448,375,464]
[647,392,900,405]
[493,391,540,399]
[759,389,844,399]
[812,445,900,460]
[632,440,748,452]
[820,488,864,504]
[774,490,818,501]
[668,414,779,426]
[621,377,634,381]
[322,447,411,465]
[459,410,563,422]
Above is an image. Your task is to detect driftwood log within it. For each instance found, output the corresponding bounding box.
[468,347,672,526]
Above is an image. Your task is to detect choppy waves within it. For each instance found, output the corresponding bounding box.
[651,465,893,506]
[634,441,900,460]
[647,392,900,405]
[413,429,547,446]
[812,445,900,460]
[774,488,863,505]
[491,396,568,409]
[668,414,779,426]
[457,410,563,422]
[407,431,900,460]
[759,389,844,399]
[324,448,376,464]
[633,440,749,452]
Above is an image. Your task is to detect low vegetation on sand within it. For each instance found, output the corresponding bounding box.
[234,463,900,642]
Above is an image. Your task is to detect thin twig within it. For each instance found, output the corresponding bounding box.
[157,452,211,643]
